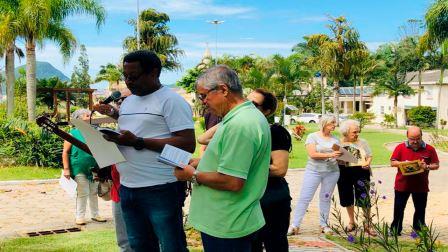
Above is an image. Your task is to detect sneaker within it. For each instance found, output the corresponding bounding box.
[287,226,300,236]
[91,216,107,222]
[321,226,333,235]
[75,217,86,225]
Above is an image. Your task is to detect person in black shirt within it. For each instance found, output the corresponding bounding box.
[197,88,292,251]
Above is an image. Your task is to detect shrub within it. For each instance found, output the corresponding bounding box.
[292,124,306,141]
[0,118,63,167]
[349,112,375,128]
[381,114,395,128]
[407,106,436,128]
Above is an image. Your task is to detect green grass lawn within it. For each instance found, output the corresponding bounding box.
[0,166,60,181]
[0,228,203,252]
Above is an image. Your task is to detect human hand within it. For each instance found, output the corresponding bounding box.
[93,103,116,116]
[174,164,196,181]
[418,160,429,170]
[63,169,71,179]
[103,130,137,147]
[189,158,201,168]
[331,151,342,158]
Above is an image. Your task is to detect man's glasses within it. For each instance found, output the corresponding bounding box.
[198,88,217,101]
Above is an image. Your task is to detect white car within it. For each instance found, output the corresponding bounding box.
[291,113,321,124]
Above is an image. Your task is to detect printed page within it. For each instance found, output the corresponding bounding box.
[71,119,126,168]
[333,144,358,163]
[158,144,192,168]
[59,171,77,198]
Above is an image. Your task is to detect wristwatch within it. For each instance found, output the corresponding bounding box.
[191,170,200,186]
[133,137,145,150]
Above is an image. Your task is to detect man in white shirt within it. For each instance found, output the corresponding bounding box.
[94,50,195,252]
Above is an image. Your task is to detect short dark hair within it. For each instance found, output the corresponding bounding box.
[254,88,277,117]
[123,50,162,77]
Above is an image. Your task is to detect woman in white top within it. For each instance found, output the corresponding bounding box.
[288,115,342,235]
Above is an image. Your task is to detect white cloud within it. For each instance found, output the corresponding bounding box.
[192,41,295,50]
[103,0,254,18]
[290,15,328,24]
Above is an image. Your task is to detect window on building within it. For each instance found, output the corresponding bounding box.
[381,106,384,114]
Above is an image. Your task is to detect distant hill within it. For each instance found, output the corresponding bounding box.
[14,61,70,81]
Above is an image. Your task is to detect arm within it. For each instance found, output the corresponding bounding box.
[62,140,72,179]
[106,129,196,153]
[427,162,439,170]
[197,124,218,145]
[175,165,245,192]
[92,103,119,120]
[306,144,341,160]
[269,150,289,177]
[390,160,401,167]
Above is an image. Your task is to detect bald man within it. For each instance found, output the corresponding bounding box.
[390,126,439,235]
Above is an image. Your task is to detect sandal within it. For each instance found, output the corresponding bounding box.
[345,223,357,232]
[364,226,377,237]
[287,226,300,236]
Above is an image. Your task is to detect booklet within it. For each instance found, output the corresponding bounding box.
[158,144,192,168]
[97,127,121,136]
[332,144,358,163]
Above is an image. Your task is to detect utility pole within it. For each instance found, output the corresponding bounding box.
[208,20,224,65]
[137,0,140,50]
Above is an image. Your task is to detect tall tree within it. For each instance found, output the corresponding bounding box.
[353,53,378,112]
[123,8,183,71]
[0,3,24,116]
[306,16,367,123]
[95,64,122,90]
[5,0,105,121]
[71,45,92,89]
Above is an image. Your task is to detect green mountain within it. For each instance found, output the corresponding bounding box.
[15,61,70,81]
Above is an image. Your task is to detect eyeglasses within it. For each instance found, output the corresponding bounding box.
[198,88,217,101]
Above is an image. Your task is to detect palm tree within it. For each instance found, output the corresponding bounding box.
[373,72,415,128]
[95,64,123,91]
[123,8,183,71]
[6,0,105,121]
[0,3,24,116]
[353,53,378,112]
[306,16,367,124]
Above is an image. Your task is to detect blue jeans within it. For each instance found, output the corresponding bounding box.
[201,231,258,252]
[120,182,188,252]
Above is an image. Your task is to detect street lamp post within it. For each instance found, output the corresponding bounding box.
[136,0,140,50]
[208,20,224,65]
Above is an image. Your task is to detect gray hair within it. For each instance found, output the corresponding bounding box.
[71,109,91,120]
[196,65,243,95]
[319,114,337,131]
[339,119,361,136]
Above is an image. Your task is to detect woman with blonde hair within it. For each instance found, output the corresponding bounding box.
[289,115,341,235]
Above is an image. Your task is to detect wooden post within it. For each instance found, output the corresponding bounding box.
[88,91,93,111]
[52,90,58,116]
[66,91,71,122]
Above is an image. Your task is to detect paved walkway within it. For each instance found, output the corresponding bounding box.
[1,140,447,250]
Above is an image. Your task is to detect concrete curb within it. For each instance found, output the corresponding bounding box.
[0,179,58,186]
[320,236,353,252]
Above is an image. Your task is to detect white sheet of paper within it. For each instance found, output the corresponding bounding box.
[336,146,358,163]
[59,171,77,198]
[158,144,192,167]
[71,119,126,168]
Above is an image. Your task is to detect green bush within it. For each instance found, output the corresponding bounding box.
[381,114,395,128]
[349,112,375,128]
[0,118,63,167]
[407,106,436,128]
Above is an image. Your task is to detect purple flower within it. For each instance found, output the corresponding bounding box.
[361,193,367,199]
[347,234,356,243]
[382,195,387,200]
[325,193,330,198]
[410,231,419,239]
[357,180,365,187]
[378,180,382,184]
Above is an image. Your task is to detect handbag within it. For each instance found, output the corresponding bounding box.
[97,180,112,201]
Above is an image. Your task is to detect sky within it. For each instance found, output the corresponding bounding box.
[4,0,433,86]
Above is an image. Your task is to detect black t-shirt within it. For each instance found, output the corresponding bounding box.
[271,124,292,152]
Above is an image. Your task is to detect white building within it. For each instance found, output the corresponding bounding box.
[369,70,448,128]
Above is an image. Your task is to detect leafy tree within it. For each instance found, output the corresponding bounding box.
[2,0,105,121]
[353,53,379,112]
[37,77,69,109]
[71,45,91,89]
[373,72,415,127]
[425,0,448,45]
[123,8,183,71]
[175,67,204,93]
[95,63,122,90]
[306,16,367,123]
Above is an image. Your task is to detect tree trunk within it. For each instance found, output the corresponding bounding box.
[26,39,37,121]
[360,77,364,113]
[394,95,398,128]
[418,70,422,106]
[320,75,325,115]
[353,78,356,114]
[437,68,444,128]
[5,43,15,116]
[334,80,340,125]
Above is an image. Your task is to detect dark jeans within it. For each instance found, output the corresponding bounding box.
[252,177,291,252]
[201,232,258,252]
[120,182,188,252]
[391,190,428,235]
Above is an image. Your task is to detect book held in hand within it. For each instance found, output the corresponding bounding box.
[158,144,192,168]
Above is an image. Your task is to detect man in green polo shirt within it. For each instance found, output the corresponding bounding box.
[174,65,271,251]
